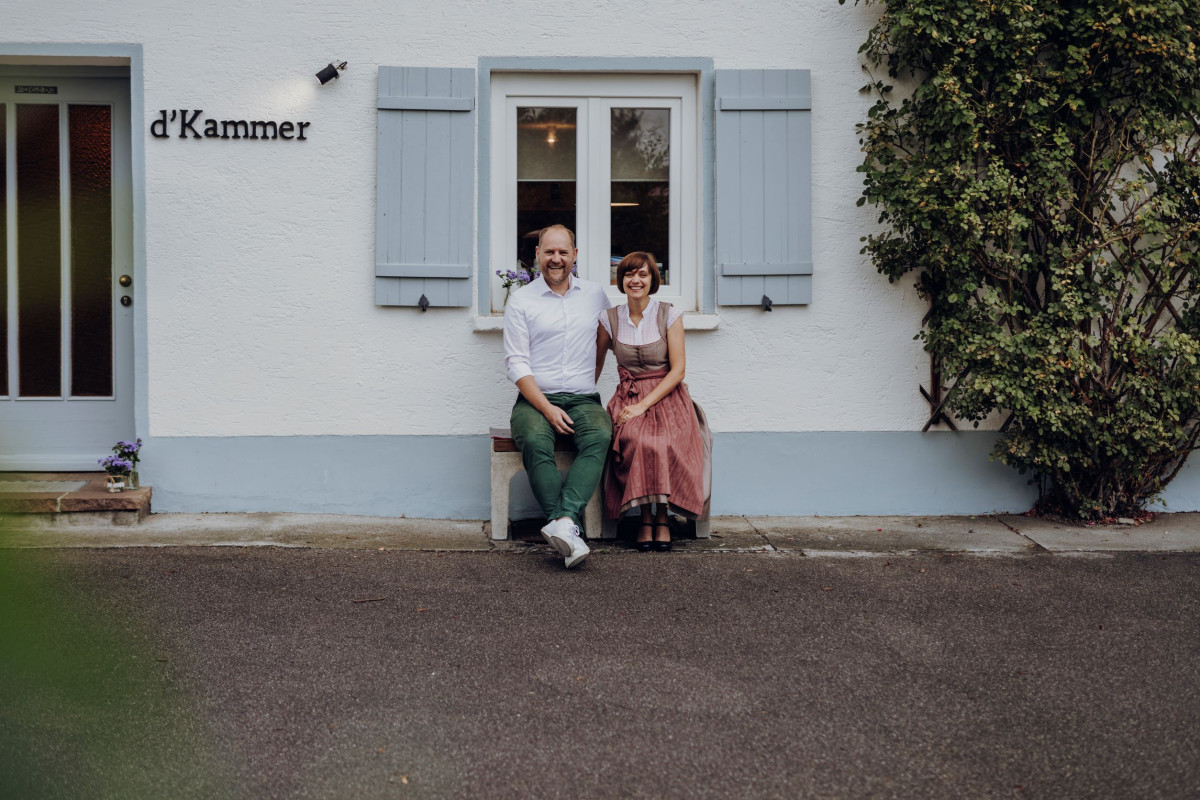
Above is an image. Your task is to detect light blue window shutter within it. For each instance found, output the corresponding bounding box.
[715,69,812,306]
[376,66,474,307]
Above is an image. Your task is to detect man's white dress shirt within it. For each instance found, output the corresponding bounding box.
[503,274,612,394]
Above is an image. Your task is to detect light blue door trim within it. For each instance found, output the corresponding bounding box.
[477,57,715,314]
[0,43,146,466]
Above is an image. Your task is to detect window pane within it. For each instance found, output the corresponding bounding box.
[17,104,62,398]
[516,107,576,270]
[610,108,669,285]
[69,105,113,397]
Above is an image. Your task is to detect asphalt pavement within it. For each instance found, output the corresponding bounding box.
[2,514,1199,799]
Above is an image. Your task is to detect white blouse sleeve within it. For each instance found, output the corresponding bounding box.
[598,308,612,336]
[666,304,684,330]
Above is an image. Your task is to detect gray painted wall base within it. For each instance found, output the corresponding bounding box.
[143,432,1200,518]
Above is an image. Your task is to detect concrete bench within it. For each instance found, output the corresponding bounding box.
[489,426,710,541]
[489,426,606,541]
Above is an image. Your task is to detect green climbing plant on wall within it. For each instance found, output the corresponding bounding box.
[846,0,1200,518]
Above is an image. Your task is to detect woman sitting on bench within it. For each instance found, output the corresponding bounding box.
[595,252,712,551]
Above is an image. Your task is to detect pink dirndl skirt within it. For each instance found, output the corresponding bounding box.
[603,366,712,519]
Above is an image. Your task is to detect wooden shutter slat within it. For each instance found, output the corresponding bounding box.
[377,96,474,112]
[717,95,811,111]
[720,262,813,277]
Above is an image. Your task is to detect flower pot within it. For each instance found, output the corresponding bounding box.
[105,474,126,492]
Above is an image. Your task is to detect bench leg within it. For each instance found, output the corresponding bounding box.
[602,517,619,539]
[490,452,522,540]
[492,449,609,541]
[583,485,606,540]
[695,516,711,539]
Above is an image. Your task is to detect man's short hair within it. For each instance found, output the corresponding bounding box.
[537,224,577,249]
[615,251,662,295]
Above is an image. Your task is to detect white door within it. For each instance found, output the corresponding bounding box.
[0,73,134,470]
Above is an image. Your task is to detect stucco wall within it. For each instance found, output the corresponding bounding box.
[7,0,925,439]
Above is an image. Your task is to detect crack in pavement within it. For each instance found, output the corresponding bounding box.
[993,514,1050,553]
[741,516,777,551]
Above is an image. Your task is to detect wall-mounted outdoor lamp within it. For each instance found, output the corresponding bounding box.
[316,61,348,85]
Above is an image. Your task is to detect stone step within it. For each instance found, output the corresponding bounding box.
[0,472,151,527]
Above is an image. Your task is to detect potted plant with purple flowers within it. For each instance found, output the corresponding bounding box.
[110,438,143,489]
[99,454,134,492]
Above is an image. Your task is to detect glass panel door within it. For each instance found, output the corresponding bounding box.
[0,73,133,469]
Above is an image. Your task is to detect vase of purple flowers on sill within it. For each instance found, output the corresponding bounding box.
[495,263,578,306]
[99,455,133,492]
[111,438,143,489]
[496,264,536,307]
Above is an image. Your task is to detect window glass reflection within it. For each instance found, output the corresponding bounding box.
[17,104,62,397]
[610,108,669,285]
[69,104,113,397]
[516,107,576,271]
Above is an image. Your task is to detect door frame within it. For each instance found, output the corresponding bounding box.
[0,44,146,468]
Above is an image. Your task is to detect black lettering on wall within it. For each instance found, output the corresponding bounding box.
[178,109,202,139]
[221,120,249,139]
[249,121,277,140]
[150,109,169,138]
[149,111,311,141]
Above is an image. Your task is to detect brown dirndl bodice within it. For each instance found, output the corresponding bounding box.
[608,302,671,377]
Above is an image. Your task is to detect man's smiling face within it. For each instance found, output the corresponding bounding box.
[536,227,577,295]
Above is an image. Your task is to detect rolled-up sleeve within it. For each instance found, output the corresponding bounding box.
[503,302,534,385]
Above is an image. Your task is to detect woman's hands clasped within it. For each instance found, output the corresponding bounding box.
[616,402,648,426]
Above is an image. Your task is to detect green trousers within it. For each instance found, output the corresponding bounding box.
[510,392,613,528]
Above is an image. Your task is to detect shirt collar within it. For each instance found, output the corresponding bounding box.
[532,273,581,296]
[619,298,657,324]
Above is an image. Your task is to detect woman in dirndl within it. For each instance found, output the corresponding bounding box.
[595,252,712,551]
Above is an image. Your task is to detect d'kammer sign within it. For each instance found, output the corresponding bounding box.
[150,109,311,140]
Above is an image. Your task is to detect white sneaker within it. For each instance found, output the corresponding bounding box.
[540,517,575,557]
[564,523,590,569]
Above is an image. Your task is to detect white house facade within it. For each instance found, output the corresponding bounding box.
[5,0,1199,518]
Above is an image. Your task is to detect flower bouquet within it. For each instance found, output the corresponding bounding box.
[101,438,143,490]
[495,263,580,306]
[496,264,536,306]
[98,454,134,492]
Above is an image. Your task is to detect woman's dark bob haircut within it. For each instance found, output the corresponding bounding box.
[615,251,662,295]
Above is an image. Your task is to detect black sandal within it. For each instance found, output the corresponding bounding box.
[636,521,654,552]
[652,521,672,552]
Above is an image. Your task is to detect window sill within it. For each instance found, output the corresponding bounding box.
[473,313,720,333]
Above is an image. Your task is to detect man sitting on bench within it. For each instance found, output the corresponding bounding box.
[502,224,612,568]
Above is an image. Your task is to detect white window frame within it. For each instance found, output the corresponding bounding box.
[488,72,699,312]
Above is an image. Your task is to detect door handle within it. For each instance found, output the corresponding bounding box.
[119,274,132,287]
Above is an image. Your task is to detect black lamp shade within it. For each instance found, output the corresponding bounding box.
[316,63,340,85]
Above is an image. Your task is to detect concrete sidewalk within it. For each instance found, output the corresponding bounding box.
[3,510,1199,553]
